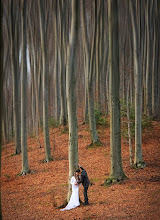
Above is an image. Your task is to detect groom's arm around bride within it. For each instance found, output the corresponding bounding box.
[76,167,90,205]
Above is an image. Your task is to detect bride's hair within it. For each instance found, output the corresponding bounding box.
[74,172,77,178]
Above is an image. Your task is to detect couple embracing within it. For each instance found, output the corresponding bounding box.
[60,167,90,211]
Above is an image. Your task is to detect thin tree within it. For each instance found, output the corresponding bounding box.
[81,0,100,145]
[0,0,3,217]
[66,0,79,202]
[127,82,133,166]
[38,0,52,162]
[28,1,42,146]
[145,0,154,116]
[152,0,159,118]
[52,0,61,123]
[53,0,68,126]
[21,0,30,175]
[8,0,21,154]
[129,0,145,168]
[105,0,126,184]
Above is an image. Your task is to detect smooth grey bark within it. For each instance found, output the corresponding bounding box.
[95,1,101,111]
[28,3,41,144]
[101,31,109,115]
[54,47,61,122]
[128,12,134,108]
[39,0,52,162]
[21,0,30,175]
[81,0,100,145]
[96,0,108,113]
[145,0,154,116]
[59,1,68,126]
[127,83,133,166]
[0,0,3,216]
[2,51,10,143]
[84,53,88,123]
[66,0,79,202]
[152,0,159,118]
[53,0,60,123]
[53,0,67,126]
[129,0,145,168]
[106,0,126,183]
[53,3,61,122]
[8,1,21,154]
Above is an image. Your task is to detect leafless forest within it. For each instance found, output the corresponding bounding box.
[0,0,160,219]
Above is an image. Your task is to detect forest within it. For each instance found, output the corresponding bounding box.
[0,0,160,219]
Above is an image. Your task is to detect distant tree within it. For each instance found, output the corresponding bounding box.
[145,0,154,116]
[7,0,21,154]
[28,0,42,146]
[81,0,100,145]
[59,0,68,126]
[38,0,52,162]
[152,0,159,119]
[105,0,126,183]
[21,0,30,175]
[52,0,61,123]
[129,0,145,168]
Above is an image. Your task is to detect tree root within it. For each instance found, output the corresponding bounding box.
[103,175,128,186]
[87,140,102,149]
[134,161,146,169]
[41,158,53,163]
[20,169,31,176]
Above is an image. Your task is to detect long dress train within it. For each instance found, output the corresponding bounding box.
[60,176,80,211]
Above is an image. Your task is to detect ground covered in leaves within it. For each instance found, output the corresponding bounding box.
[1,120,160,219]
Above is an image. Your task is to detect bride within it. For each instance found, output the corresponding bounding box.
[60,172,80,211]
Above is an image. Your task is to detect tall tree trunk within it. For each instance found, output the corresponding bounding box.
[21,0,30,175]
[54,46,61,123]
[9,1,21,154]
[81,0,100,145]
[106,0,126,183]
[53,0,67,126]
[59,0,68,126]
[95,1,101,111]
[127,83,133,166]
[129,0,145,168]
[0,0,3,216]
[38,0,52,162]
[66,0,79,202]
[152,1,159,118]
[28,9,39,140]
[145,0,154,116]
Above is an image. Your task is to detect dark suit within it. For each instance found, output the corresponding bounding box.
[78,168,90,204]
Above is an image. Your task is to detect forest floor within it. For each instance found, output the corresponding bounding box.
[1,119,160,220]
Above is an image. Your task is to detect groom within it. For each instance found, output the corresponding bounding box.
[76,166,90,205]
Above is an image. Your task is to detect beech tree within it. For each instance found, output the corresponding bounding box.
[21,0,30,175]
[129,0,145,168]
[28,0,42,146]
[66,0,79,201]
[7,0,21,154]
[81,0,100,145]
[0,0,3,216]
[53,0,68,126]
[105,0,126,183]
[52,0,61,123]
[38,0,52,162]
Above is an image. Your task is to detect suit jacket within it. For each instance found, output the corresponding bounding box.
[78,169,90,188]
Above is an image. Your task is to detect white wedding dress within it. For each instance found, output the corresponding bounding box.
[60,176,80,211]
